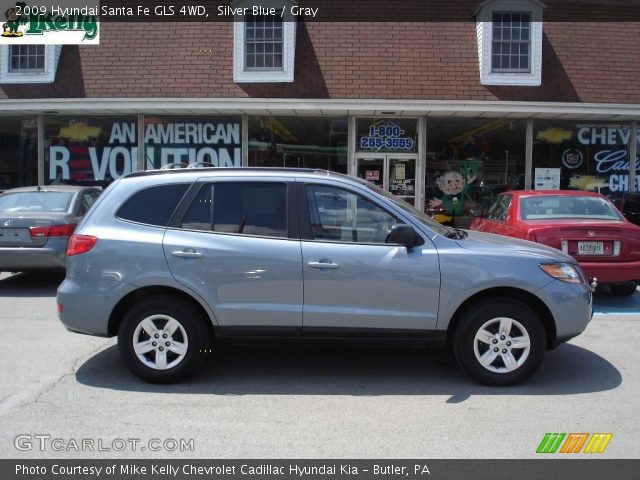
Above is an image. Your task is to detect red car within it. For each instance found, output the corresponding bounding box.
[470,190,640,296]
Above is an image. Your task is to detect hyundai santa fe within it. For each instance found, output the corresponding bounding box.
[57,168,593,385]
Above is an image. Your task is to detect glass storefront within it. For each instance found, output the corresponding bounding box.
[1,113,636,205]
[248,116,348,172]
[533,120,638,194]
[144,116,242,169]
[425,118,526,223]
[44,116,137,187]
[0,117,38,191]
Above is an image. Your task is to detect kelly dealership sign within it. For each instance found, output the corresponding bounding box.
[0,1,99,44]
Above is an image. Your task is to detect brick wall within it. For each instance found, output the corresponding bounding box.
[1,6,639,104]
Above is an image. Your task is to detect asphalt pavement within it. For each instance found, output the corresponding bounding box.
[0,272,638,458]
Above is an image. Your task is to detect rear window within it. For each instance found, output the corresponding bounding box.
[0,191,73,213]
[521,195,622,221]
[117,184,189,226]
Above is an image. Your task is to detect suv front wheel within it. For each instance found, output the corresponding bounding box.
[453,298,546,386]
[118,296,210,383]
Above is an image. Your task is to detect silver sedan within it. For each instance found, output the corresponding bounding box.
[0,185,101,273]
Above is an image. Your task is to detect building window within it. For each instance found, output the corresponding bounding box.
[424,118,527,228]
[245,14,283,70]
[0,45,61,83]
[491,12,530,72]
[476,0,544,86]
[9,45,45,72]
[233,0,296,83]
[532,120,637,193]
[248,116,348,173]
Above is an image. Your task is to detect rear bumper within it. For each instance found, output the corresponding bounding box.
[0,245,66,271]
[57,276,137,337]
[579,260,640,284]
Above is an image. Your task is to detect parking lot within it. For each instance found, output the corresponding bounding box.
[0,271,638,459]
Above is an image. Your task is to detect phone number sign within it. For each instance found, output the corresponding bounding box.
[359,122,415,151]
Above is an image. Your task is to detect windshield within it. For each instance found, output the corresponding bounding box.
[0,191,74,213]
[520,195,623,221]
[365,182,452,236]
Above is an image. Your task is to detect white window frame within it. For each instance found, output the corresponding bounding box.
[476,0,545,86]
[233,0,297,83]
[0,45,61,84]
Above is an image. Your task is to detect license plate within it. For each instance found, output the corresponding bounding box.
[578,241,604,255]
[0,228,29,243]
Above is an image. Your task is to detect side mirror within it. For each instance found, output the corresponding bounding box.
[386,224,423,249]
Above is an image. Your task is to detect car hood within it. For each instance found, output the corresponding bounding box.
[455,230,576,263]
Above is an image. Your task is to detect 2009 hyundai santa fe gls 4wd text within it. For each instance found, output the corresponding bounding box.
[57,168,593,386]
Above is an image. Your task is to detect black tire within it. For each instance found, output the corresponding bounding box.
[610,282,637,297]
[118,295,211,383]
[453,298,546,386]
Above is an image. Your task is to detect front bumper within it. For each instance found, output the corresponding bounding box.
[580,259,640,284]
[536,279,593,348]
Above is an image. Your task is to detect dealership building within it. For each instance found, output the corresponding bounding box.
[0,0,638,213]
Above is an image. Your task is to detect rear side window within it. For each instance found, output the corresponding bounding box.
[487,195,512,221]
[181,182,288,238]
[117,184,189,226]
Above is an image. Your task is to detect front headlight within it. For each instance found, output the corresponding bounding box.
[540,263,582,284]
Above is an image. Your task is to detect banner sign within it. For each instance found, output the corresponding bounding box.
[574,125,639,192]
[47,118,241,185]
[144,119,242,169]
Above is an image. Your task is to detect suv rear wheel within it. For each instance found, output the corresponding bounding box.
[118,296,210,383]
[453,298,546,386]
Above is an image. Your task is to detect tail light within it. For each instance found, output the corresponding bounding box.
[67,234,98,256]
[561,240,569,253]
[30,224,76,238]
[613,241,621,256]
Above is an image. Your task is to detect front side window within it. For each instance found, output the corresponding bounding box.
[491,12,531,72]
[245,14,283,70]
[181,182,288,238]
[9,45,45,72]
[306,185,398,244]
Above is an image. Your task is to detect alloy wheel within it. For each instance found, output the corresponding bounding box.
[132,314,189,370]
[472,317,531,374]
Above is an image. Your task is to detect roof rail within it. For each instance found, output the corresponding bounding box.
[124,166,330,179]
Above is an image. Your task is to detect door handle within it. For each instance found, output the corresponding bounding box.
[307,261,340,270]
[172,249,203,259]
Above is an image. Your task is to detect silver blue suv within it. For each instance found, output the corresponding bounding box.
[57,168,593,385]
